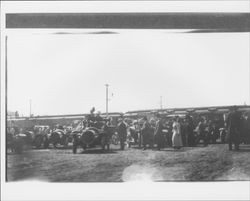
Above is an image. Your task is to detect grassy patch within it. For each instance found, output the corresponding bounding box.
[185,147,233,181]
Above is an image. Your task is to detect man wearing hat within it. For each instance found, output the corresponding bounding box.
[102,117,112,150]
[226,106,242,151]
[154,114,165,150]
[141,116,153,150]
[117,115,127,150]
[87,107,96,127]
[185,114,195,147]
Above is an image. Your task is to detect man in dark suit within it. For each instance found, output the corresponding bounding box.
[87,107,96,127]
[242,112,250,144]
[117,116,127,150]
[226,106,242,151]
[102,118,112,150]
[154,114,165,150]
[95,111,104,129]
[141,116,153,150]
[186,115,195,147]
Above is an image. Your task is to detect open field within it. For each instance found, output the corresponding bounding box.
[6,144,250,182]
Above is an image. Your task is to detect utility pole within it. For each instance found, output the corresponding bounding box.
[5,36,8,120]
[160,96,163,110]
[105,84,109,117]
[29,99,32,117]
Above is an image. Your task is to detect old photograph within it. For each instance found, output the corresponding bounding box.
[1,0,250,200]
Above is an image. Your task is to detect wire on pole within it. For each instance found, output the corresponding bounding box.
[105,84,109,117]
[29,99,32,117]
[160,96,163,110]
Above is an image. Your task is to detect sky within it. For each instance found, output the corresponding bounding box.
[6,30,249,116]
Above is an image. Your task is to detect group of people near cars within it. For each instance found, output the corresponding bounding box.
[113,106,250,151]
[116,114,202,151]
[7,106,250,152]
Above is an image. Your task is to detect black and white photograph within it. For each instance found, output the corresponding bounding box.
[1,0,250,200]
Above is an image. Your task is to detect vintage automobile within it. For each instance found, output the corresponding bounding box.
[7,128,42,153]
[49,129,69,148]
[72,125,116,154]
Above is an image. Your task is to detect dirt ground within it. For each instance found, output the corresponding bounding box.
[6,143,250,182]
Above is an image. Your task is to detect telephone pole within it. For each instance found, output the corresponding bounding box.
[160,96,163,110]
[29,99,32,117]
[5,36,8,118]
[105,84,109,117]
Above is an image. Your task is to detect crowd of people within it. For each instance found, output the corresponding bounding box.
[114,106,250,151]
[116,114,208,151]
[7,106,250,152]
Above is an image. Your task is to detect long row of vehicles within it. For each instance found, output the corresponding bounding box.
[7,122,118,154]
[5,119,241,154]
[7,126,70,153]
[6,105,250,154]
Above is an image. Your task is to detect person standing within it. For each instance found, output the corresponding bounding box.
[242,112,250,144]
[226,106,242,151]
[196,118,208,146]
[130,121,139,144]
[141,117,153,150]
[137,119,144,148]
[180,118,187,147]
[172,116,183,149]
[186,115,195,147]
[117,117,127,150]
[154,114,165,150]
[102,118,112,150]
[165,120,173,147]
[87,107,96,127]
[149,118,156,147]
[95,111,104,129]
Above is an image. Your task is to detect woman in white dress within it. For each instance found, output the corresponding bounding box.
[172,116,183,149]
